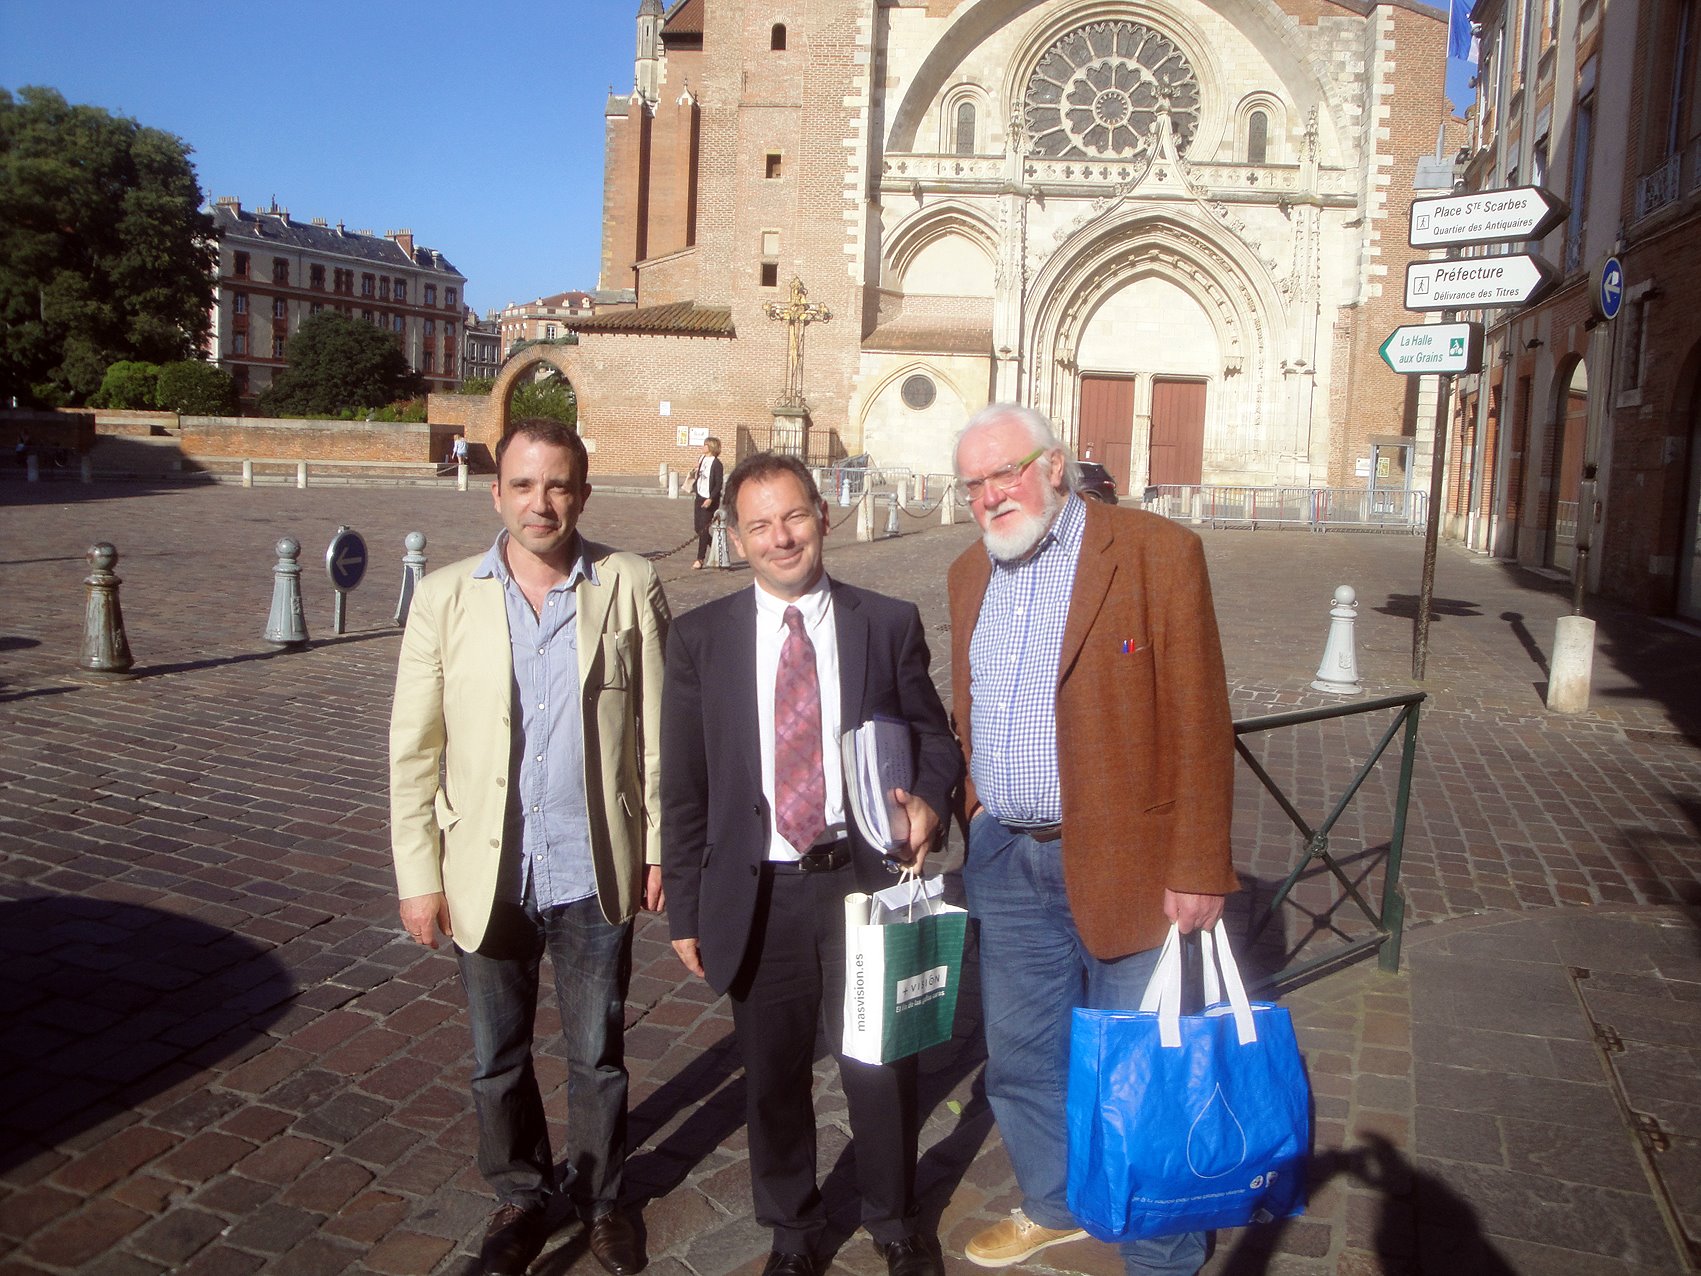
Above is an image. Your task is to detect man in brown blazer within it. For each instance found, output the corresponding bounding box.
[946,404,1237,1276]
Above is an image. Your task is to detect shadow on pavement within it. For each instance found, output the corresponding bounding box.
[1375,594,1482,621]
[1214,1135,1516,1274]
[0,893,296,1173]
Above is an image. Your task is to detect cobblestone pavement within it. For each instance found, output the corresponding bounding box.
[1,478,1698,1275]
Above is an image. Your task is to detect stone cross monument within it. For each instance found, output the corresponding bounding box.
[764,276,831,411]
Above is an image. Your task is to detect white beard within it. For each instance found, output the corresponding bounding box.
[981,483,1064,562]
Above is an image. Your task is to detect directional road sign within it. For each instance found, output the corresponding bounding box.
[1404,254,1558,311]
[1408,186,1567,248]
[325,527,368,593]
[1595,255,1625,321]
[1378,322,1484,376]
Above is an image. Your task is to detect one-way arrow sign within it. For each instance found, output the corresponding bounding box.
[1409,186,1567,247]
[1405,254,1558,311]
[1379,322,1484,375]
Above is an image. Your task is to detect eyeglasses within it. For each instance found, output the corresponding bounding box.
[954,447,1045,505]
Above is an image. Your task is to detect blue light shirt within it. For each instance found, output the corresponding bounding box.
[968,494,1087,825]
[473,531,596,909]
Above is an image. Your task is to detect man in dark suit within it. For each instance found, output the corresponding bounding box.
[662,453,961,1276]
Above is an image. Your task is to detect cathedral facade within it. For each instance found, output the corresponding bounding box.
[553,0,1451,491]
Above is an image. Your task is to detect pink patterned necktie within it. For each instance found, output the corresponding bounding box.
[774,606,827,854]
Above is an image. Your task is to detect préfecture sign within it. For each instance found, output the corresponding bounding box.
[1404,254,1559,311]
[1408,186,1567,247]
[1378,322,1484,376]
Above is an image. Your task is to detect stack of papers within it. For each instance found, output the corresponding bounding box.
[839,716,915,855]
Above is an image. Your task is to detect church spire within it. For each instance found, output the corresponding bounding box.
[636,0,664,104]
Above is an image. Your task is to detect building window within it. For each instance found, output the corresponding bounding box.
[954,102,976,155]
[379,277,391,300]
[272,335,286,359]
[446,287,458,307]
[766,152,783,178]
[425,284,437,305]
[334,268,353,295]
[310,264,325,290]
[362,309,374,324]
[311,301,324,315]
[393,315,405,332]
[233,367,248,396]
[394,279,407,303]
[233,332,247,355]
[1621,298,1648,391]
[445,322,455,340]
[270,298,285,321]
[424,350,436,373]
[233,292,248,315]
[760,262,780,287]
[361,273,375,297]
[234,251,250,278]
[1247,110,1268,164]
[425,319,436,337]
[272,258,289,285]
[901,374,937,410]
[771,22,787,50]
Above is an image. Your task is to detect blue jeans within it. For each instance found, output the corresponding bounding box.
[456,892,633,1215]
[963,816,1205,1276]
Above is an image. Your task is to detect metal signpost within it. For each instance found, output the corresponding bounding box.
[325,526,368,635]
[1395,186,1565,679]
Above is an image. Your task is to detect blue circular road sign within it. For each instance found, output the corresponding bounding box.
[326,528,368,592]
[1597,256,1625,322]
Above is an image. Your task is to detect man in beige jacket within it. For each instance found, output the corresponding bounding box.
[391,418,668,1276]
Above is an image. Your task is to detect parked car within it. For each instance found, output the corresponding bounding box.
[1076,460,1119,504]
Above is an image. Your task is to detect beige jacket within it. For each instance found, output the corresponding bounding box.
[389,540,669,952]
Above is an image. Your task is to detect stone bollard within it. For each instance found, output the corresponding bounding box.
[241,459,254,488]
[885,493,901,538]
[264,537,309,649]
[1311,585,1363,694]
[913,474,926,504]
[80,455,93,484]
[856,490,875,542]
[26,453,39,483]
[838,472,854,509]
[709,508,732,568]
[1546,615,1596,713]
[456,461,468,492]
[78,543,135,677]
[296,461,308,490]
[896,482,908,512]
[394,532,427,627]
[941,482,957,525]
[667,470,680,500]
[658,462,670,489]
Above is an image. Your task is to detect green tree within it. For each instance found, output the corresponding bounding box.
[88,360,162,409]
[156,360,237,416]
[510,375,577,428]
[456,375,497,395]
[0,87,216,406]
[259,312,423,417]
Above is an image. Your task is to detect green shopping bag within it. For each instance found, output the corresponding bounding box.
[842,876,967,1064]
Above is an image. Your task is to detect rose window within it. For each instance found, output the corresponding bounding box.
[1024,22,1200,160]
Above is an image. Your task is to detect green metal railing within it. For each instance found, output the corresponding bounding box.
[1232,691,1425,990]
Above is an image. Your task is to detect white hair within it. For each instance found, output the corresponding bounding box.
[955,402,1080,491]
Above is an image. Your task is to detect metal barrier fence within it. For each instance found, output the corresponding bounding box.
[1232,691,1425,990]
[1142,485,1428,532]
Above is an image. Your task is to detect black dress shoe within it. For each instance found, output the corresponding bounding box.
[760,1251,818,1276]
[587,1209,646,1276]
[878,1234,942,1276]
[480,1203,552,1276]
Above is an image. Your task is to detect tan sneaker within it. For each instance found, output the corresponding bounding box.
[964,1209,1087,1268]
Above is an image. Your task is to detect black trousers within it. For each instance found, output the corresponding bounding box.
[693,498,719,562]
[729,861,919,1253]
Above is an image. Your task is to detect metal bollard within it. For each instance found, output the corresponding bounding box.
[1311,585,1363,694]
[667,470,680,500]
[895,482,908,512]
[296,461,308,490]
[394,532,427,626]
[80,455,93,484]
[839,472,853,509]
[78,543,135,676]
[885,493,900,538]
[456,461,468,492]
[264,537,310,649]
[241,459,254,488]
[709,508,732,568]
[26,453,39,483]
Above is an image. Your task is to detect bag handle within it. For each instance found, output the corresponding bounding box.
[1137,921,1258,1048]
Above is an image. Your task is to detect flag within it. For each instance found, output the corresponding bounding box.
[1448,0,1477,61]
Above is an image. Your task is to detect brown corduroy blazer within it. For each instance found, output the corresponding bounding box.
[948,500,1238,960]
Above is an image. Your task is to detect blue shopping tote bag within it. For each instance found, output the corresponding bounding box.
[1065,922,1311,1241]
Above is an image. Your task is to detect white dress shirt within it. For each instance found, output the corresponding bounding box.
[754,574,846,860]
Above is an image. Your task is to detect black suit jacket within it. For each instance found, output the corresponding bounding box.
[661,578,961,994]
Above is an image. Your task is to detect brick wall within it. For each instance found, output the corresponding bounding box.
[176,418,435,463]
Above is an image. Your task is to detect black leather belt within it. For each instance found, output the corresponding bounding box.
[1009,822,1063,843]
[774,840,853,873]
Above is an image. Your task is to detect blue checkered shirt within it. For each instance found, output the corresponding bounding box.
[968,494,1087,825]
[473,532,596,909]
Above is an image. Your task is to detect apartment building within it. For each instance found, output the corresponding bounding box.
[498,291,595,356]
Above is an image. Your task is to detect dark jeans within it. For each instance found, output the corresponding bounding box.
[456,892,633,1215]
[693,498,719,562]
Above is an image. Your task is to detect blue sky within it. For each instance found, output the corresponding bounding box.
[1,2,1475,316]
